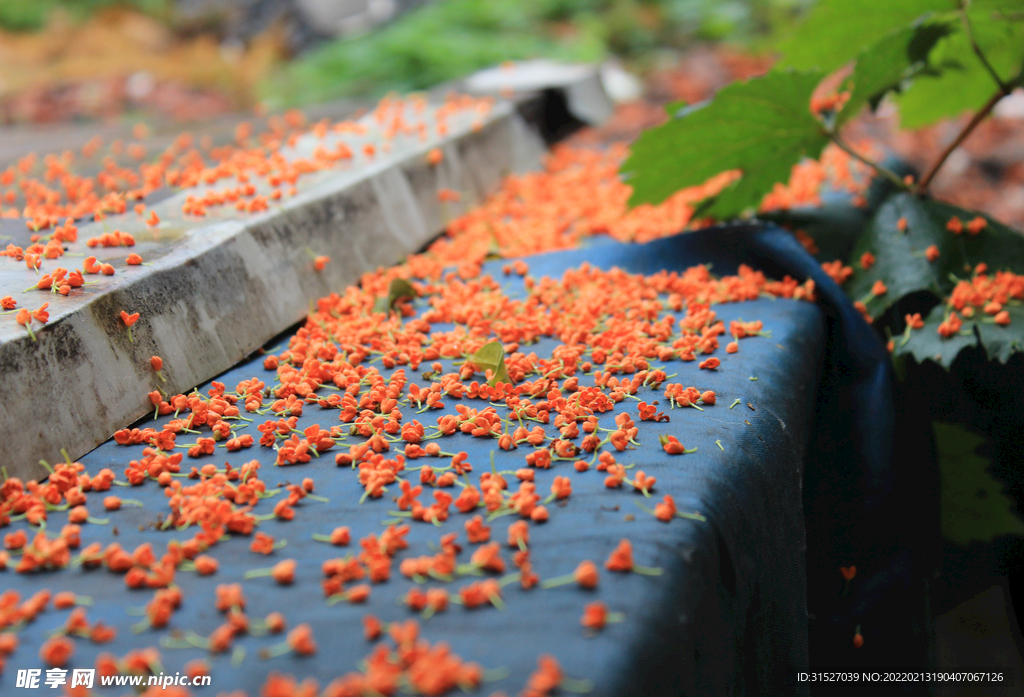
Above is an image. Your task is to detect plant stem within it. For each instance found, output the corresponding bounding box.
[916,7,1021,194]
[916,87,1007,193]
[826,132,908,190]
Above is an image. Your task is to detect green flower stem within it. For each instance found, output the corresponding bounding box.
[632,565,663,576]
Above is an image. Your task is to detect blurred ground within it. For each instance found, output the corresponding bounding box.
[0,1,804,124]
[0,7,282,124]
[1,2,1022,241]
[2,2,1022,226]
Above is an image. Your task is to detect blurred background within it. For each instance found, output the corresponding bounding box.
[0,0,805,122]
[1,0,1021,227]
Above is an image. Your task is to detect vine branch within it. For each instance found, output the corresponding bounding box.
[916,86,1010,193]
[914,4,1022,195]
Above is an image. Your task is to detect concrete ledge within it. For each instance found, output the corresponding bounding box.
[0,97,547,480]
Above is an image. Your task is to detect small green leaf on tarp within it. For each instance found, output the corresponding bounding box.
[375,278,418,315]
[468,340,511,387]
[485,239,502,261]
[935,422,1024,546]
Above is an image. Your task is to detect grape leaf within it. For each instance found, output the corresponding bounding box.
[847,194,1024,323]
[923,199,1024,278]
[975,304,1024,363]
[776,0,956,71]
[934,422,1024,546]
[898,302,1024,367]
[896,303,978,367]
[468,340,511,387]
[846,193,951,319]
[896,296,1024,369]
[895,2,1024,128]
[622,69,828,219]
[836,20,955,127]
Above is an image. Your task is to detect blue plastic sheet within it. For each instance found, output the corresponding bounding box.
[1,223,912,695]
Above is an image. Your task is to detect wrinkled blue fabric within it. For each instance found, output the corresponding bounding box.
[1,222,916,696]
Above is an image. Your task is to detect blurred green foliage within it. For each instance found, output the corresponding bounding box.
[0,0,814,107]
[0,0,168,32]
[263,0,813,107]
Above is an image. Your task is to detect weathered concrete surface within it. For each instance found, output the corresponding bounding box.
[0,97,546,480]
[0,95,366,171]
[463,60,615,127]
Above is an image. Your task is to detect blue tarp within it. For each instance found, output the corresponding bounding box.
[2,223,923,695]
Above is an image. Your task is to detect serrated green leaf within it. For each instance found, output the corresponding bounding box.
[897,303,978,367]
[889,196,1024,367]
[895,4,1024,128]
[836,21,955,127]
[622,69,828,219]
[664,100,688,115]
[776,0,956,71]
[468,340,510,387]
[699,171,782,220]
[975,303,1024,362]
[968,0,1024,29]
[935,422,1024,545]
[922,199,1024,278]
[973,0,1024,11]
[847,193,951,318]
[847,194,1024,324]
[375,278,418,316]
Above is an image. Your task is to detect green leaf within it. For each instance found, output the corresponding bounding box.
[975,304,1024,363]
[375,278,418,316]
[847,194,1024,323]
[850,194,1024,367]
[836,20,955,127]
[935,422,1024,546]
[621,69,829,219]
[664,100,688,115]
[897,302,978,367]
[775,0,956,71]
[922,199,1024,278]
[895,3,1024,128]
[846,193,951,319]
[468,340,511,387]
